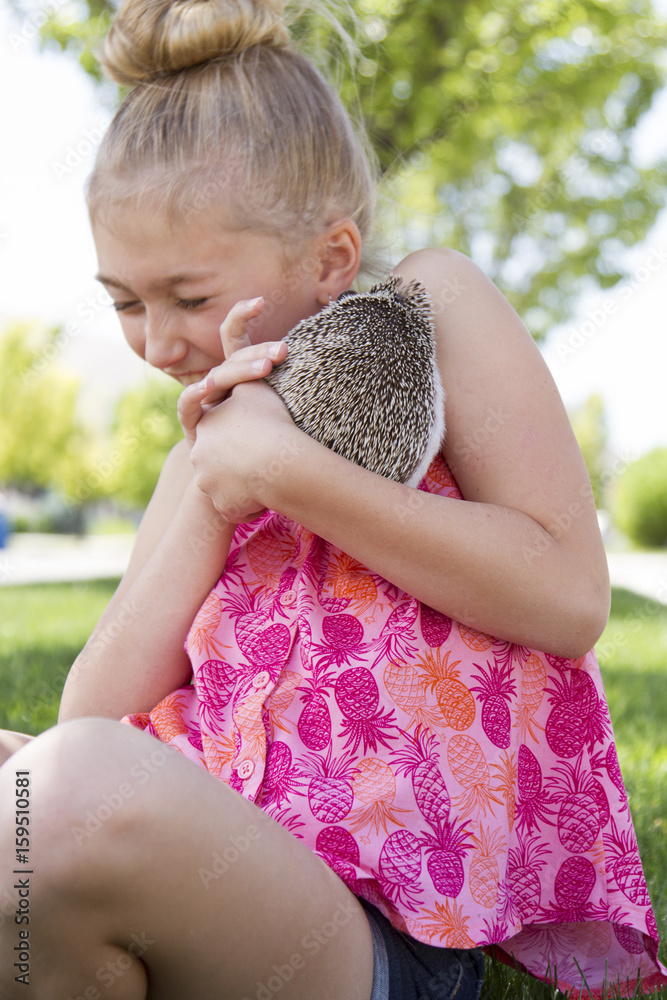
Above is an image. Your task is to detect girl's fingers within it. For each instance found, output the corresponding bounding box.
[177,380,214,447]
[220,296,264,360]
[178,296,289,447]
[198,339,287,408]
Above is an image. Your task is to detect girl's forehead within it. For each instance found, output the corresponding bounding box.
[92,207,287,271]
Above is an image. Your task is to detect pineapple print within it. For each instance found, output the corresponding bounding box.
[469,826,506,908]
[335,666,399,754]
[516,743,556,836]
[187,592,228,659]
[545,667,611,758]
[118,447,666,1000]
[415,647,476,731]
[544,756,608,855]
[392,728,451,834]
[490,750,517,833]
[266,669,301,736]
[297,655,336,750]
[447,734,503,817]
[413,898,476,948]
[470,659,517,749]
[321,551,378,616]
[149,689,189,741]
[383,660,446,735]
[514,652,547,742]
[312,613,370,669]
[246,528,296,591]
[348,757,410,838]
[298,747,356,824]
[369,601,419,668]
[505,833,550,921]
[604,819,651,907]
[374,828,424,911]
[256,740,305,809]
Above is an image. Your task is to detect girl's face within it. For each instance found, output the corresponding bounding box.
[92,206,324,386]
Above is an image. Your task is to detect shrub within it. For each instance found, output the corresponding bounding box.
[613,448,667,548]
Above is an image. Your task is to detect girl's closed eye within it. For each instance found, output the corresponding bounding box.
[177,297,209,310]
[112,300,141,313]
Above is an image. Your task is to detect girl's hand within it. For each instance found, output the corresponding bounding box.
[177,296,288,449]
[190,379,302,524]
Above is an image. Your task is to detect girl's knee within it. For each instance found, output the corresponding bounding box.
[2,720,167,882]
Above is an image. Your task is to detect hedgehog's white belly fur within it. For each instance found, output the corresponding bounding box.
[265,276,446,486]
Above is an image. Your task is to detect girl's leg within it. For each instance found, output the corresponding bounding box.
[0,719,375,1000]
[0,729,33,767]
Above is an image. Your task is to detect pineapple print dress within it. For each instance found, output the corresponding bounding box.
[122,454,666,998]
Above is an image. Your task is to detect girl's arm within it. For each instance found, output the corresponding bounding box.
[58,456,235,722]
[190,249,610,658]
[59,311,288,723]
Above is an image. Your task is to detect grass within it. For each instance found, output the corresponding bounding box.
[0,582,666,996]
[0,579,117,734]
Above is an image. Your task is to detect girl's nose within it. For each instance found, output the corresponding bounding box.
[143,307,188,370]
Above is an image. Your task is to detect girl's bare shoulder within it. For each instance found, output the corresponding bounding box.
[393,247,608,605]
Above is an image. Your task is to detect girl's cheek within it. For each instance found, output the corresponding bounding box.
[120,322,147,359]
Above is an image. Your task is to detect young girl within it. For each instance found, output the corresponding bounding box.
[0,1,664,998]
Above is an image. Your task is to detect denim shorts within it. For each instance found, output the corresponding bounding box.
[359,899,485,1000]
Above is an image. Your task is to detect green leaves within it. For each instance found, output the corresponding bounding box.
[37,0,667,337]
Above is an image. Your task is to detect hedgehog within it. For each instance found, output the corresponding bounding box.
[264,275,445,486]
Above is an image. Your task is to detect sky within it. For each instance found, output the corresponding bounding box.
[1,0,666,453]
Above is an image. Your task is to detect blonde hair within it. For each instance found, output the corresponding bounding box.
[87,0,381,275]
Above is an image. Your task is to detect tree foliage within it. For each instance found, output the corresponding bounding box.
[569,392,608,507]
[105,378,182,510]
[0,324,93,497]
[35,0,667,337]
[614,447,667,548]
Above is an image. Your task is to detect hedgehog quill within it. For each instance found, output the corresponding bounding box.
[264,276,445,486]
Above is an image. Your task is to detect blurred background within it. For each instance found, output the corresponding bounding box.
[1,0,666,549]
[2,6,667,986]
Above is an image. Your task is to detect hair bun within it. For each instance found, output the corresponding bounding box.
[101,0,290,84]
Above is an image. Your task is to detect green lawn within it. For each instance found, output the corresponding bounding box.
[0,581,665,996]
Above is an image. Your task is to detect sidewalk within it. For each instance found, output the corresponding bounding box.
[1,533,667,605]
[0,532,135,587]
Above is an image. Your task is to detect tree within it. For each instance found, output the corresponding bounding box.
[36,0,667,337]
[105,378,183,510]
[0,323,93,497]
[614,448,667,548]
[569,392,607,507]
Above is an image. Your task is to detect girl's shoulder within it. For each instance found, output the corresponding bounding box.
[394,246,609,647]
[391,246,576,508]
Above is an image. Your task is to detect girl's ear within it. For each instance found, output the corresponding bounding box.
[314,219,362,305]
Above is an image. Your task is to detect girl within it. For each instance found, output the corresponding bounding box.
[0,1,664,997]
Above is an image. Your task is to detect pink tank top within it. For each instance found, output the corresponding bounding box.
[122,454,666,997]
